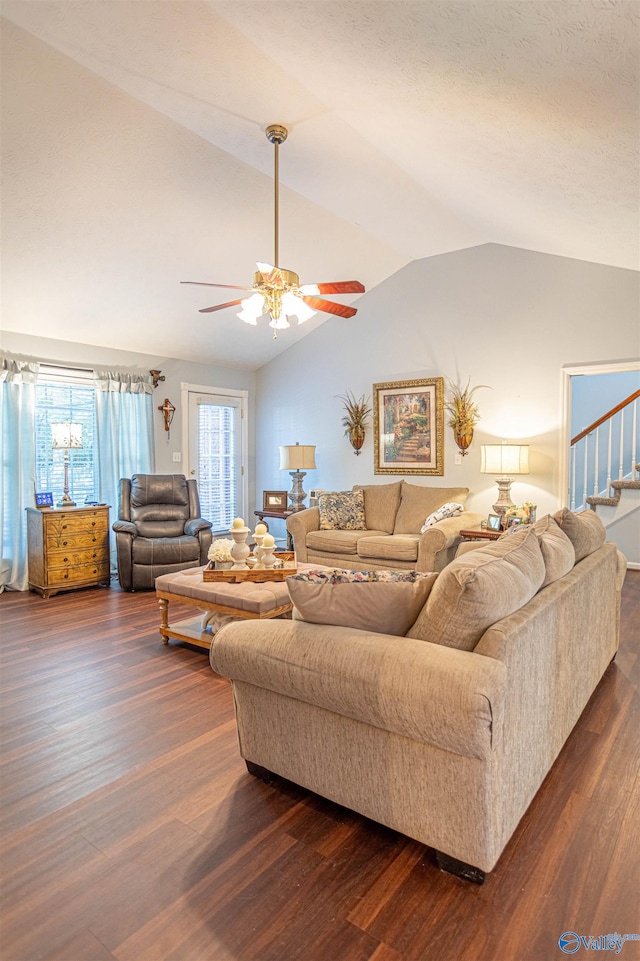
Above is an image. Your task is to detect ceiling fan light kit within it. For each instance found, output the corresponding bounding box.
[182,124,364,337]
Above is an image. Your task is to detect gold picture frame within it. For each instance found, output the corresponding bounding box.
[373,377,444,475]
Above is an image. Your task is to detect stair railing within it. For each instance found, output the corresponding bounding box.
[570,389,639,511]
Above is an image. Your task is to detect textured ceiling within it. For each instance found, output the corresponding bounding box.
[1,0,639,369]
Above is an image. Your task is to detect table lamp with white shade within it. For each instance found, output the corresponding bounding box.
[480,443,529,523]
[279,442,316,511]
[51,422,83,507]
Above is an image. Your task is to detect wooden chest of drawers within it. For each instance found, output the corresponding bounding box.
[27,505,111,598]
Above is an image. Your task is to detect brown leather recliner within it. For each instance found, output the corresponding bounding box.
[112,474,212,591]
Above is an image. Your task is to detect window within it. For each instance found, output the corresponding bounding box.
[185,385,246,534]
[35,369,98,504]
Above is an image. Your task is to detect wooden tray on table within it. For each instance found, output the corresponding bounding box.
[203,552,297,583]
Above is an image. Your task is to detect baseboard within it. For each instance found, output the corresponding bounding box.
[626,561,640,571]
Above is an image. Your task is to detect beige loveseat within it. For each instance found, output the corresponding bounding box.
[209,510,626,881]
[287,480,484,572]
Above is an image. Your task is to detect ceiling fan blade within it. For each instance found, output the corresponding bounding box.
[301,295,358,319]
[181,281,254,291]
[199,298,245,313]
[299,281,365,295]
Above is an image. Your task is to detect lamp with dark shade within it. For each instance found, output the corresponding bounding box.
[279,442,316,511]
[480,443,530,522]
[51,422,83,507]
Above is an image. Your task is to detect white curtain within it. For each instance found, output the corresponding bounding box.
[0,359,39,591]
[94,372,155,560]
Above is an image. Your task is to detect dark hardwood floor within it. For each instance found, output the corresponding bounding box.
[1,572,638,961]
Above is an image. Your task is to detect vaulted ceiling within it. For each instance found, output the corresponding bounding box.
[2,1,638,369]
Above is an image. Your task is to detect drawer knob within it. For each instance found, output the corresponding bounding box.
[62,540,68,546]
[63,557,69,563]
[64,573,69,579]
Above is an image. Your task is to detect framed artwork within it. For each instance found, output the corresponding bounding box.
[487,513,502,530]
[35,491,54,510]
[373,377,444,475]
[263,490,288,511]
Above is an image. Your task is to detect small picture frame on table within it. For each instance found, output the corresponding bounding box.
[263,491,288,511]
[487,513,502,531]
[35,491,54,510]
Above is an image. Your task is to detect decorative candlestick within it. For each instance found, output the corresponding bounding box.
[229,519,251,569]
[261,533,276,569]
[254,523,268,566]
[253,533,265,568]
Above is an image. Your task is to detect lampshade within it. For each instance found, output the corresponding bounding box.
[51,423,83,450]
[480,444,529,476]
[279,444,317,471]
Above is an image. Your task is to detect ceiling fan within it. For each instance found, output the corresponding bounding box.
[181,124,365,337]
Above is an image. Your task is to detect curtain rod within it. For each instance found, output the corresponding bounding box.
[40,363,94,374]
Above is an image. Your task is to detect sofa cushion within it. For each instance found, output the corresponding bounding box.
[407,527,545,651]
[393,482,469,534]
[553,508,606,562]
[287,569,438,635]
[357,534,420,562]
[306,528,387,556]
[532,514,576,586]
[319,490,367,530]
[352,482,402,533]
[420,502,465,533]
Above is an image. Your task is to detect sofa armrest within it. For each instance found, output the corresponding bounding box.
[417,510,484,572]
[286,506,320,562]
[210,618,505,760]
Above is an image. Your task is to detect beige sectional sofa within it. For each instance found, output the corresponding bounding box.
[287,480,484,572]
[209,510,626,881]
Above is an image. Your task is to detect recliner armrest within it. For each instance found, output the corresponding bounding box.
[185,517,213,536]
[112,519,137,536]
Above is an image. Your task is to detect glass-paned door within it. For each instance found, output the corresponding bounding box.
[187,391,244,534]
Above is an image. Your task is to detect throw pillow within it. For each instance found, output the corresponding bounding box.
[407,527,545,651]
[393,482,469,534]
[318,490,367,530]
[552,508,606,562]
[532,514,575,586]
[420,502,464,533]
[287,569,438,635]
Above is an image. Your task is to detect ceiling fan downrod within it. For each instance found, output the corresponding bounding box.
[265,124,288,269]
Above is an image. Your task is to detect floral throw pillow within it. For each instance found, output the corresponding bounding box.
[420,502,464,533]
[318,490,367,530]
[287,568,438,635]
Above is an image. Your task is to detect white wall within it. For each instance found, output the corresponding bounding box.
[0,330,257,507]
[255,244,640,531]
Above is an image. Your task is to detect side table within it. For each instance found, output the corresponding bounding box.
[253,508,300,551]
[459,527,503,542]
